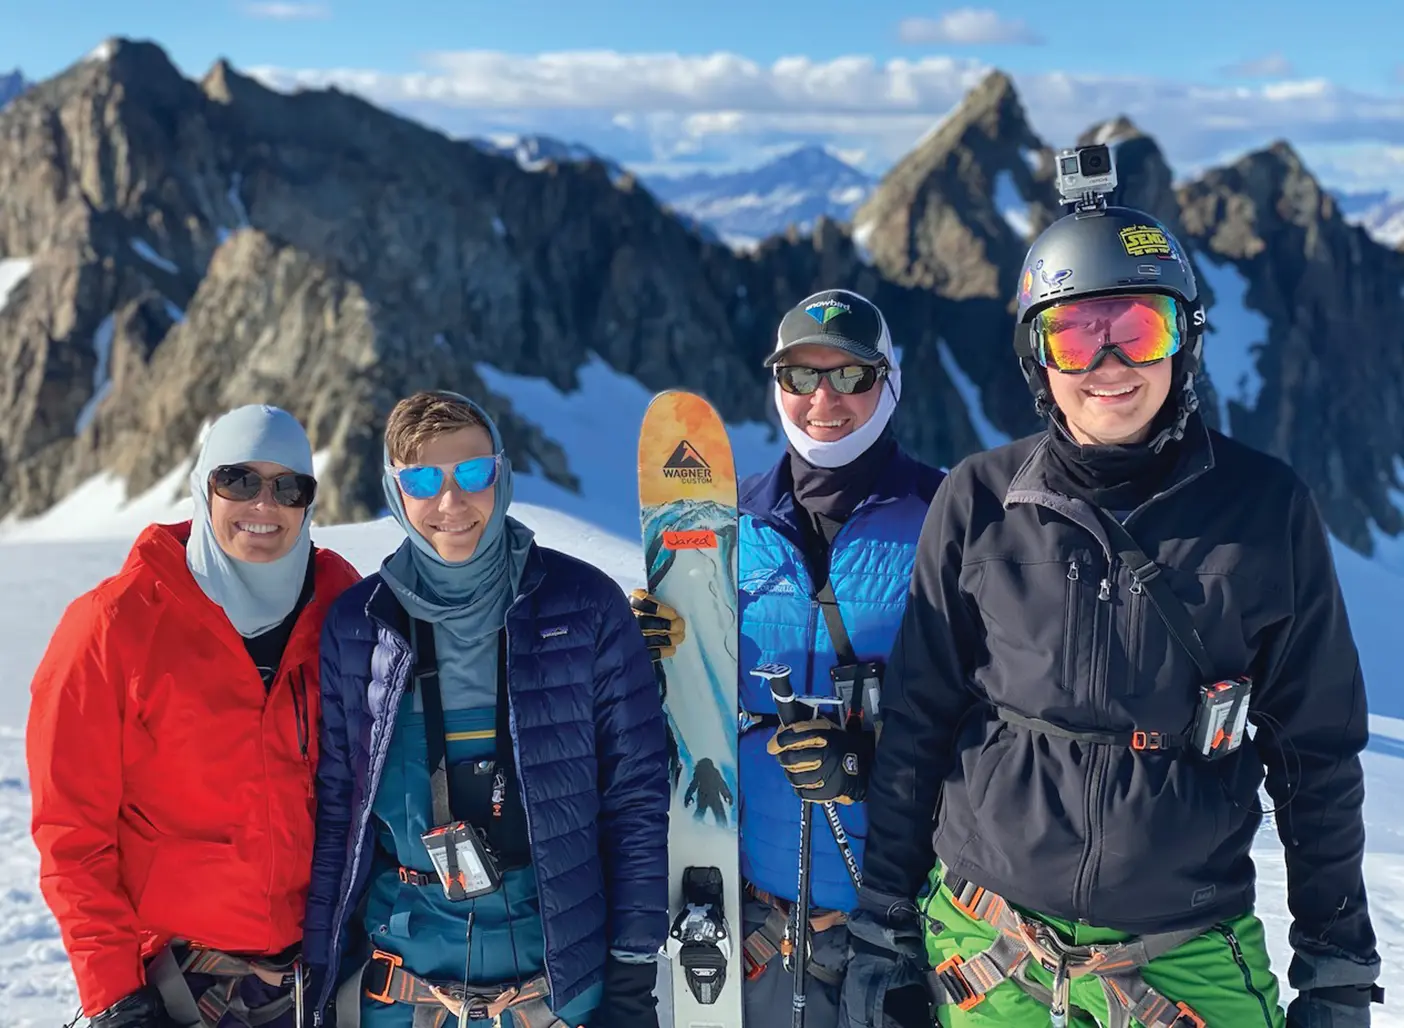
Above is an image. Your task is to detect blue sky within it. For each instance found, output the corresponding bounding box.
[4,1,1403,190]
[5,0,1402,89]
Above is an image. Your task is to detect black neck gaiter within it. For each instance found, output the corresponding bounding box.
[788,429,896,524]
[1043,406,1182,512]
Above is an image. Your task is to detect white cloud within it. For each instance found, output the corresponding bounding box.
[897,9,1045,46]
[246,50,1404,188]
[240,2,330,19]
[1220,53,1296,79]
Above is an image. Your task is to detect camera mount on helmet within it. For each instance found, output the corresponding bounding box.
[1054,143,1117,212]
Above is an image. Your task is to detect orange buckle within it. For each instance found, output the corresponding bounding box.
[1173,1002,1207,1027]
[364,949,403,1005]
[949,885,986,920]
[934,954,983,1011]
[1131,730,1168,751]
[743,949,767,981]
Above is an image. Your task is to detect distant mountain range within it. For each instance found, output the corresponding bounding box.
[1333,190,1404,249]
[641,145,876,249]
[465,130,1404,254]
[5,57,1400,252]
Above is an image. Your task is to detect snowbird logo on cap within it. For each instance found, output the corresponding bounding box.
[804,299,851,324]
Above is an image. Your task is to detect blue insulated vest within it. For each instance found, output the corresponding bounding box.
[736,454,939,913]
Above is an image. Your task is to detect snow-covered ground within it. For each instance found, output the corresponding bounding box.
[0,408,1401,1023]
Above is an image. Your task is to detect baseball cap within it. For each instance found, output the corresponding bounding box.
[764,289,891,368]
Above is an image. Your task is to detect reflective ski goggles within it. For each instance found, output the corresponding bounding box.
[387,454,501,499]
[1031,293,1183,373]
[209,464,317,508]
[775,363,887,396]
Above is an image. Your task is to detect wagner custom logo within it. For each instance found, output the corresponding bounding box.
[1119,224,1173,258]
[662,439,713,484]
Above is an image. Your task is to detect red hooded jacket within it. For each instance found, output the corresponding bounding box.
[26,521,361,1015]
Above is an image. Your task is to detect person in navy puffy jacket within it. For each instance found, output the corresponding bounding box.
[304,390,669,1028]
[631,290,945,1028]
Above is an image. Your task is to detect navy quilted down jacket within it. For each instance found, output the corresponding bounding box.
[303,541,670,1013]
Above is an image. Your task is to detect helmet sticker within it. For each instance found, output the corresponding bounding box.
[1119,224,1174,258]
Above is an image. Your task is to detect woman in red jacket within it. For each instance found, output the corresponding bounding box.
[26,404,361,1028]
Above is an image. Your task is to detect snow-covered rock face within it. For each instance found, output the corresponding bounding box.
[1351,196,1404,250]
[1176,142,1404,553]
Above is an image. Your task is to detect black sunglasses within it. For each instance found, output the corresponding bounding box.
[209,464,317,509]
[775,364,886,396]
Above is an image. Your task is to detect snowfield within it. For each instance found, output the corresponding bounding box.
[0,450,1401,1024]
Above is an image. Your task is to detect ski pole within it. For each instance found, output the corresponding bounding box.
[769,665,814,1028]
[750,664,863,891]
[754,663,811,1028]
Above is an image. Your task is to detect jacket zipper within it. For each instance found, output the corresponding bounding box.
[1215,924,1275,1026]
[804,600,819,696]
[1126,578,1143,695]
[1062,561,1080,692]
[291,670,310,765]
[499,616,555,1006]
[1074,561,1116,917]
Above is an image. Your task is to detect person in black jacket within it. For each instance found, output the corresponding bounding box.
[839,199,1383,1028]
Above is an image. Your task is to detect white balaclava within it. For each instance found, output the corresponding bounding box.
[768,288,903,469]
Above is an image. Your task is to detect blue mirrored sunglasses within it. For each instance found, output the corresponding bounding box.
[387,454,501,500]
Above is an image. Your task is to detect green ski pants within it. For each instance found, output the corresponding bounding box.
[919,865,1287,1027]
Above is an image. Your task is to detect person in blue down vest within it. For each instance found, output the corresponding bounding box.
[630,289,946,1027]
[303,389,670,1028]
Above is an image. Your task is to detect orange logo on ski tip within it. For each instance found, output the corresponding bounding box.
[663,530,717,550]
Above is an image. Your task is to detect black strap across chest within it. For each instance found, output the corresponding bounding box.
[410,619,516,830]
[1089,508,1219,683]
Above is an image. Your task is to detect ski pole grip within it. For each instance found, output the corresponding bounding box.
[751,662,800,726]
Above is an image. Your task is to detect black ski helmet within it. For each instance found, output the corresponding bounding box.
[1012,205,1207,450]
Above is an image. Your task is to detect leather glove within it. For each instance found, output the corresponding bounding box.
[591,956,660,1028]
[90,986,176,1028]
[628,590,685,664]
[1287,985,1383,1027]
[767,717,873,803]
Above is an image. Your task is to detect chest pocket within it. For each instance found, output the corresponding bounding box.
[972,556,1099,707]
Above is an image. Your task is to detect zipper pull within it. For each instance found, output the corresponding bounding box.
[1097,578,1111,602]
[292,670,309,761]
[1067,561,1080,581]
[1130,578,1144,595]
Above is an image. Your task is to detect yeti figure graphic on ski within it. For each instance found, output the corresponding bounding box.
[684,757,734,826]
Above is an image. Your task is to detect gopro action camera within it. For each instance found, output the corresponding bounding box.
[1055,143,1118,208]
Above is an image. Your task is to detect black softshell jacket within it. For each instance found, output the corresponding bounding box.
[860,418,1376,962]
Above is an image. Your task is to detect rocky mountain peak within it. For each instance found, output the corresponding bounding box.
[852,67,1056,299]
[1075,115,1216,311]
[1176,142,1404,549]
[0,69,27,108]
